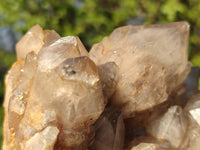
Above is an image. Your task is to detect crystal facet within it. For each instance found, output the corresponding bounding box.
[180,92,200,150]
[90,105,125,150]
[126,136,172,150]
[147,106,188,148]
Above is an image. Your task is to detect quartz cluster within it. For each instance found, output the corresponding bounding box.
[3,22,200,150]
[4,26,105,150]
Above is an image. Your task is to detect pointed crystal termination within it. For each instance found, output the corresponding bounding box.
[16,25,44,59]
[180,92,200,150]
[3,25,105,149]
[16,25,88,60]
[89,21,191,118]
[90,105,125,150]
[25,126,59,150]
[146,106,188,149]
[184,92,200,126]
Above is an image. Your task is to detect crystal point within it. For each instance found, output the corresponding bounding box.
[90,105,125,150]
[25,126,59,150]
[16,25,44,59]
[147,106,188,148]
[180,92,200,150]
[89,22,190,118]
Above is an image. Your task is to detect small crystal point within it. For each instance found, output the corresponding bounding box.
[16,25,44,59]
[90,105,125,150]
[25,126,59,150]
[43,29,61,46]
[147,105,188,148]
[180,92,200,150]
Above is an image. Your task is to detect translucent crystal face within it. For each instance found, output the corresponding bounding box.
[16,25,45,59]
[90,105,125,150]
[179,92,200,150]
[89,21,190,118]
[147,106,188,148]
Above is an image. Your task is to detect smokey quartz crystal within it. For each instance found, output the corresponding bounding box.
[89,21,190,118]
[4,25,105,150]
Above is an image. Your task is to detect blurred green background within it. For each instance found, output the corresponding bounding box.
[0,0,200,148]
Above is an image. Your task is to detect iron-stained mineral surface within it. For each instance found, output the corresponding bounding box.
[3,25,105,150]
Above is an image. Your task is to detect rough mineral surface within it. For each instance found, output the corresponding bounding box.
[89,21,190,118]
[3,22,198,150]
[3,25,105,150]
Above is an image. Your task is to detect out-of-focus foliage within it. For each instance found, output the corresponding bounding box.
[0,106,3,150]
[0,0,200,55]
[191,54,200,89]
[0,50,16,102]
